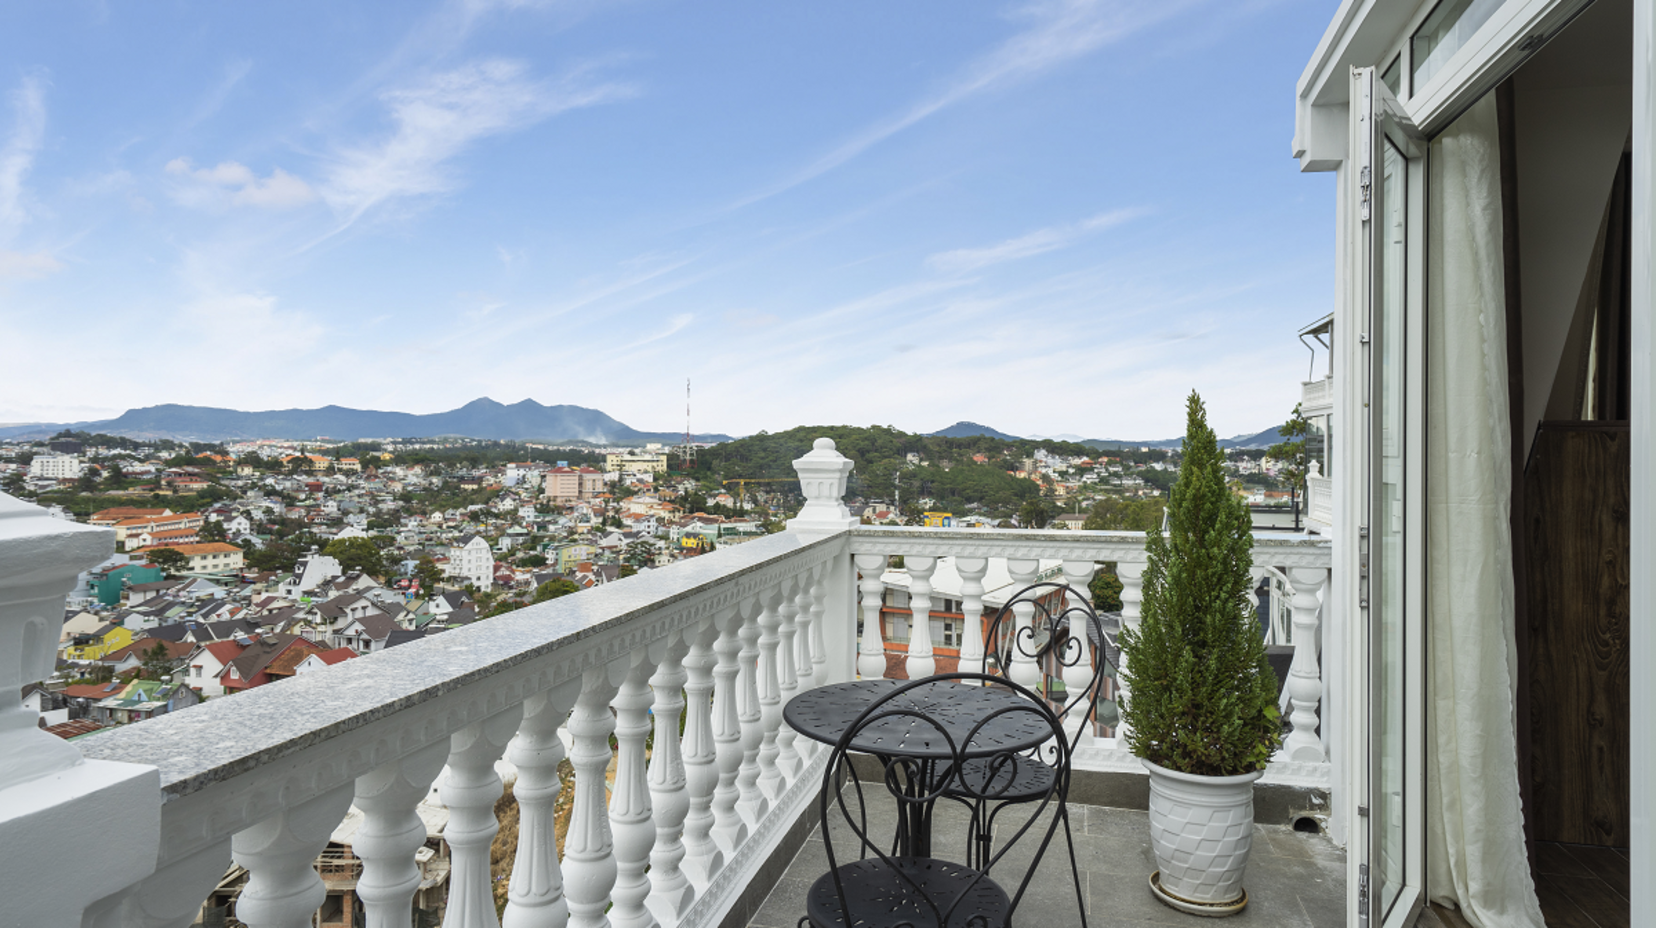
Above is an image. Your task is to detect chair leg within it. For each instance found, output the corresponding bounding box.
[1060,807,1088,928]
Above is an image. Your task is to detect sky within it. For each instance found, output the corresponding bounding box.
[0,0,1339,441]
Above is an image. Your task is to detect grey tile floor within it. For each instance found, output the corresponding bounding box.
[749,796,1346,928]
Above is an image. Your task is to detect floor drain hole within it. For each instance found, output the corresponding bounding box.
[1292,817,1320,834]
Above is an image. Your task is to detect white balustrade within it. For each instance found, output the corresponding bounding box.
[1060,560,1096,741]
[755,585,785,800]
[904,556,937,678]
[1283,567,1331,762]
[646,633,693,923]
[1115,561,1146,746]
[505,681,583,928]
[854,553,888,679]
[956,558,988,676]
[1006,558,1042,689]
[678,618,724,889]
[233,784,357,928]
[609,656,657,928]
[8,440,1335,928]
[443,707,525,928]
[735,599,768,823]
[774,578,803,780]
[565,665,623,928]
[709,606,748,854]
[806,562,829,695]
[356,741,449,928]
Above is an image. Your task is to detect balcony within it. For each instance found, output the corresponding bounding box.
[0,438,1337,928]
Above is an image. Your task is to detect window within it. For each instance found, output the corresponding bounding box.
[1412,0,1506,92]
[1381,54,1403,97]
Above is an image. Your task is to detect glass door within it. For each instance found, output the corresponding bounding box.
[1355,66,1426,928]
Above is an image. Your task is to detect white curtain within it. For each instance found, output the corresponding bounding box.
[1424,93,1545,927]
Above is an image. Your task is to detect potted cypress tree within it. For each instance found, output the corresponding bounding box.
[1119,391,1281,916]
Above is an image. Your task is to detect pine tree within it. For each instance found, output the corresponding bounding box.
[1119,392,1281,776]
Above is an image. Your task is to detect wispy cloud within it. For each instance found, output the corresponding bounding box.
[319,58,636,230]
[0,250,64,279]
[730,0,1186,210]
[186,58,253,130]
[0,74,48,238]
[165,157,318,209]
[621,312,693,350]
[925,207,1144,273]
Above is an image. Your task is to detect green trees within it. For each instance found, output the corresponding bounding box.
[139,641,178,681]
[1017,498,1051,529]
[533,579,580,602]
[1119,392,1280,776]
[323,537,387,579]
[414,556,445,593]
[148,547,188,575]
[1081,497,1165,532]
[1266,403,1312,511]
[199,520,228,543]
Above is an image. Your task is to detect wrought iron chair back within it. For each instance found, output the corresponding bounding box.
[980,580,1118,753]
[804,673,1070,928]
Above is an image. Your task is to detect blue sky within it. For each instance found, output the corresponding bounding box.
[0,0,1338,440]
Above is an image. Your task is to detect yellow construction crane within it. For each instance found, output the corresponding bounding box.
[719,478,796,510]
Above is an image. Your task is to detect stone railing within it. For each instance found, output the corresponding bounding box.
[1306,462,1333,535]
[0,437,1332,928]
[847,524,1332,779]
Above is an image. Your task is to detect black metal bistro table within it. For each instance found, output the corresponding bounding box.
[784,678,1051,857]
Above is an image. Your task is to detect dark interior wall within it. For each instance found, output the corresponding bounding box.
[1512,0,1633,458]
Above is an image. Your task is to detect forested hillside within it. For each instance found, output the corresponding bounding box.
[686,426,1096,511]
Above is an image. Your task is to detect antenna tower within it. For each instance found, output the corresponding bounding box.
[678,378,697,468]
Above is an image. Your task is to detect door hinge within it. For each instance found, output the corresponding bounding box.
[1360,165,1372,222]
[1358,864,1371,928]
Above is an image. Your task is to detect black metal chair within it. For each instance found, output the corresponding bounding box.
[934,581,1116,925]
[799,673,1070,928]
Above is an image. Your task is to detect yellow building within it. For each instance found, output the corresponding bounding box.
[604,450,670,474]
[64,623,135,661]
[922,512,954,528]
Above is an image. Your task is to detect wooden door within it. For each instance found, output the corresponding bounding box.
[1524,422,1630,846]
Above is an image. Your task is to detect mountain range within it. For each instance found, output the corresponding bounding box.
[0,401,1283,449]
[927,420,1286,450]
[0,398,732,445]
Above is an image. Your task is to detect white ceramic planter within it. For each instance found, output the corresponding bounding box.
[1142,758,1264,911]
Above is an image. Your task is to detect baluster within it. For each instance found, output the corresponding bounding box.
[791,570,819,760]
[443,705,526,928]
[609,655,657,928]
[232,784,356,928]
[1006,559,1041,689]
[1116,561,1146,745]
[956,558,988,676]
[647,632,694,923]
[755,583,786,799]
[1248,567,1273,645]
[905,556,937,678]
[505,680,583,928]
[736,597,770,823]
[775,578,803,781]
[566,664,623,928]
[356,741,450,928]
[1283,567,1330,762]
[854,554,888,679]
[710,606,749,853]
[680,618,725,888]
[1060,560,1097,743]
[807,561,830,690]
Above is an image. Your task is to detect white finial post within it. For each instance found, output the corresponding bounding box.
[788,438,857,534]
[1,491,163,928]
